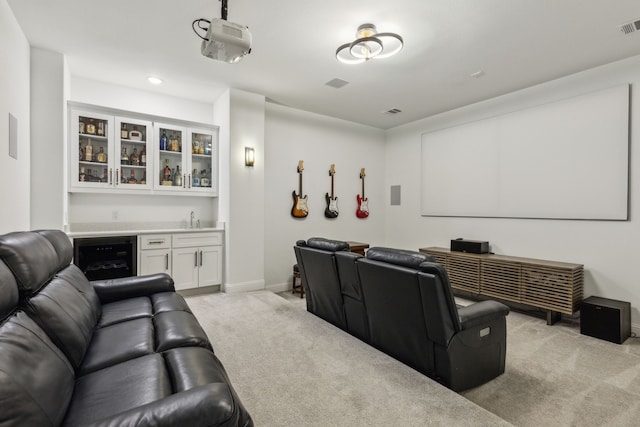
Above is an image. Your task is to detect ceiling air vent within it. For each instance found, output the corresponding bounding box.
[619,19,640,35]
[325,78,349,89]
[384,108,402,114]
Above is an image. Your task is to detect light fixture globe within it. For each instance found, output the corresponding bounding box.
[336,23,403,64]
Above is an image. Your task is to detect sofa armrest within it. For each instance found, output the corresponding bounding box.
[87,383,252,427]
[458,300,509,331]
[91,273,175,304]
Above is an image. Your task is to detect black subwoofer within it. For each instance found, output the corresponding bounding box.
[580,296,631,344]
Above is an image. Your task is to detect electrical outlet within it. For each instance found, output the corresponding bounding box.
[112,211,119,220]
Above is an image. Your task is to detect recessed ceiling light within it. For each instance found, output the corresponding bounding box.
[147,76,163,85]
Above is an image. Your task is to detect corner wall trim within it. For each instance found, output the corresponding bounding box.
[224,279,265,293]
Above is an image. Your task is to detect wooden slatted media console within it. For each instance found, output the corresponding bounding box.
[419,247,584,325]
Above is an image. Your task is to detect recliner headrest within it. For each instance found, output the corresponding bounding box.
[366,247,435,270]
[35,230,73,267]
[305,237,349,252]
[0,231,66,298]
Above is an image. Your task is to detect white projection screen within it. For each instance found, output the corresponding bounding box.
[421,85,629,220]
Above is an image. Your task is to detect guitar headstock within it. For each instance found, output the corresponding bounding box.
[360,168,366,179]
[329,164,336,176]
[297,160,304,173]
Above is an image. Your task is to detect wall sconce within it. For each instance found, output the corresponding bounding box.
[244,147,255,167]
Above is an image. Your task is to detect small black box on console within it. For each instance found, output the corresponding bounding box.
[450,239,489,254]
[580,296,631,344]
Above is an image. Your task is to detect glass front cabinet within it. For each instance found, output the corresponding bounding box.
[154,123,217,195]
[70,106,218,197]
[71,110,152,192]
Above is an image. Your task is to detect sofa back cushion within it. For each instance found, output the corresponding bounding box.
[417,262,462,345]
[356,258,435,376]
[306,237,350,252]
[0,231,61,297]
[366,247,435,270]
[0,261,75,426]
[294,240,347,330]
[0,230,101,370]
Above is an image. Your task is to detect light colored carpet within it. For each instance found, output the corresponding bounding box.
[185,290,509,426]
[186,290,640,426]
[461,305,640,427]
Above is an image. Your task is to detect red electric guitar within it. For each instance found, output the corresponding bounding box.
[291,160,309,218]
[324,164,338,218]
[356,168,369,218]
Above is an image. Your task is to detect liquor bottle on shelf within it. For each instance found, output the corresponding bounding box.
[173,165,183,187]
[79,143,84,162]
[79,119,85,134]
[120,147,129,165]
[162,159,172,185]
[128,170,138,184]
[130,148,139,166]
[102,168,108,183]
[121,123,129,140]
[160,130,168,151]
[140,147,147,166]
[79,167,86,182]
[97,121,105,137]
[129,126,142,141]
[192,168,200,187]
[84,139,93,162]
[200,169,210,187]
[140,172,147,185]
[171,134,180,152]
[96,146,107,163]
[86,119,96,135]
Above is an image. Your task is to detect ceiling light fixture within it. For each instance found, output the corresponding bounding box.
[336,23,403,64]
[147,76,163,85]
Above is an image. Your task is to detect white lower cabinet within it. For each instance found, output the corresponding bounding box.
[138,231,222,291]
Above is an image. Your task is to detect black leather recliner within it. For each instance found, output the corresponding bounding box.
[294,238,350,330]
[0,230,253,427]
[293,241,510,391]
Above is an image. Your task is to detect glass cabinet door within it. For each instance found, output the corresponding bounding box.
[186,127,218,195]
[72,110,113,189]
[115,117,152,190]
[154,123,187,191]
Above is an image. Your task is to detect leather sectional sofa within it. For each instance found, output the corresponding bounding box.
[294,237,510,392]
[0,230,252,427]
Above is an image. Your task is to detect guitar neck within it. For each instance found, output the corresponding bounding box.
[330,175,334,198]
[299,171,303,195]
[361,177,365,199]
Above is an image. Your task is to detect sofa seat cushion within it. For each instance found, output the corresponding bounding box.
[79,318,154,375]
[97,297,152,328]
[155,310,212,352]
[152,292,193,314]
[64,354,171,426]
[164,347,232,392]
[1,311,75,427]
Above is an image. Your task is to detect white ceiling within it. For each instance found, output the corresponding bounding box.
[8,0,640,129]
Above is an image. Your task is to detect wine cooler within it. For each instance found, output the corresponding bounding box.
[73,236,137,280]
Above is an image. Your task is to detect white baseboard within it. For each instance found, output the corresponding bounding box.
[266,282,290,293]
[224,279,265,293]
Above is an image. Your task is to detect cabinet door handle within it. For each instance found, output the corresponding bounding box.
[148,240,165,245]
[194,251,198,267]
[199,250,203,266]
[183,174,186,188]
[109,168,113,185]
[188,173,192,188]
[116,169,120,186]
[165,253,169,270]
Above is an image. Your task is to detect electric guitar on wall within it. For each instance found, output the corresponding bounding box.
[291,160,309,218]
[356,168,369,218]
[324,164,339,219]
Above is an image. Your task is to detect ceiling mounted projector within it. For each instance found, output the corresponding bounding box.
[201,18,251,63]
[193,0,252,64]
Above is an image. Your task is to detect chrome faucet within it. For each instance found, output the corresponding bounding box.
[190,211,195,228]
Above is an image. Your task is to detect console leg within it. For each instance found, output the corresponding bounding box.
[546,310,561,325]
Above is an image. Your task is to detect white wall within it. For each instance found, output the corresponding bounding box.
[224,89,266,292]
[265,103,386,289]
[0,0,30,233]
[385,54,640,328]
[30,48,66,230]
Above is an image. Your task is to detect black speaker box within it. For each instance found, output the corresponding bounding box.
[580,296,631,344]
[450,239,489,254]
